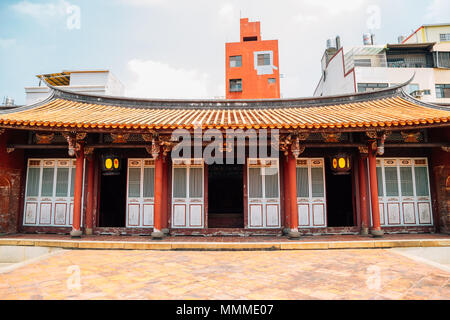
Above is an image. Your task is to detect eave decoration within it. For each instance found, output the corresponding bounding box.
[110,133,129,144]
[321,132,341,143]
[401,131,421,143]
[35,132,54,144]
[62,132,86,157]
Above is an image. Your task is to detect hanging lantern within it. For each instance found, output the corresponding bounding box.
[330,153,352,175]
[101,154,121,175]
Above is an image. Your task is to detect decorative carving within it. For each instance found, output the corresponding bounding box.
[358,146,369,155]
[142,133,153,142]
[291,137,305,158]
[110,133,129,144]
[151,138,160,159]
[0,129,5,136]
[296,132,310,141]
[279,134,293,156]
[6,147,14,154]
[35,132,54,144]
[62,132,86,157]
[401,131,421,143]
[442,146,450,153]
[84,146,94,160]
[366,130,378,139]
[321,132,341,143]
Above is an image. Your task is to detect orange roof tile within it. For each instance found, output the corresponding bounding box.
[1,85,449,131]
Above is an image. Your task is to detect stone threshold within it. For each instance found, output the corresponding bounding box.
[0,237,449,251]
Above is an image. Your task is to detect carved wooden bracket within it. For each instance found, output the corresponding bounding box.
[62,132,86,157]
[366,130,378,140]
[401,131,421,143]
[110,133,129,144]
[35,132,54,144]
[442,146,450,153]
[358,146,369,156]
[321,132,341,143]
[0,129,5,136]
[6,147,14,154]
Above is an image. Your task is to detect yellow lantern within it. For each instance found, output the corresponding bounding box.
[330,153,352,175]
[102,154,121,175]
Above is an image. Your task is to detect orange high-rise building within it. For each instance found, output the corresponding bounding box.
[226,18,280,99]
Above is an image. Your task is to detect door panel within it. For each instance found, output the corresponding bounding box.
[296,159,327,228]
[374,158,433,227]
[126,159,155,228]
[171,159,204,229]
[23,159,81,228]
[247,159,280,229]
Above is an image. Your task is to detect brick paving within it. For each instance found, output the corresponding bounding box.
[0,248,449,300]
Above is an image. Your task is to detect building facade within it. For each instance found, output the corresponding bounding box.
[0,82,449,238]
[25,70,125,105]
[314,24,450,106]
[225,18,280,99]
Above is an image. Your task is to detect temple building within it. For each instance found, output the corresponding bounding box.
[0,78,449,239]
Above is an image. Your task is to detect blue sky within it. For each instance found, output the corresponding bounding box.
[0,0,449,104]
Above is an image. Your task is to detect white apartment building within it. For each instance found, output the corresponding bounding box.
[25,70,125,105]
[314,24,450,106]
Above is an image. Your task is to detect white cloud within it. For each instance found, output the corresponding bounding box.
[11,0,70,21]
[0,38,17,49]
[126,59,211,99]
[302,0,366,15]
[425,0,450,22]
[116,0,165,6]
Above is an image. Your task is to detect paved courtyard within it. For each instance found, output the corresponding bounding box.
[0,248,449,300]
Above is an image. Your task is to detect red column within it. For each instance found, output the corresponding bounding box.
[70,143,84,238]
[283,155,291,234]
[358,155,369,235]
[368,142,384,237]
[85,157,95,235]
[161,158,169,234]
[152,153,164,239]
[287,151,300,239]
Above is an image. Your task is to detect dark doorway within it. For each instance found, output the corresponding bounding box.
[325,159,354,227]
[208,164,244,228]
[98,160,127,227]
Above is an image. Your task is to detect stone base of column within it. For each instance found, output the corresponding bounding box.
[360,227,369,236]
[70,229,82,238]
[151,231,164,240]
[288,230,301,239]
[85,228,93,236]
[162,228,170,235]
[370,229,384,238]
[282,228,290,236]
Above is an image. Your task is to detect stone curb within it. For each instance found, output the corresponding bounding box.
[0,238,449,251]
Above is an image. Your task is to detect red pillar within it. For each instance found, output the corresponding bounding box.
[358,155,369,235]
[161,158,169,234]
[287,151,300,239]
[85,157,95,235]
[70,143,84,238]
[152,153,164,239]
[368,142,384,237]
[283,155,291,233]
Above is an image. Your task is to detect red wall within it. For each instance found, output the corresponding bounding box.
[0,130,25,233]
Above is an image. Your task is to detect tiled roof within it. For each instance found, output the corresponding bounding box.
[1,85,449,131]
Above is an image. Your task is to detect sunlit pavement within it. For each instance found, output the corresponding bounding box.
[0,248,449,300]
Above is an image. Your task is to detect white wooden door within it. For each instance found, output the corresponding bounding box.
[247,159,281,229]
[171,159,204,229]
[372,158,433,227]
[296,158,327,228]
[23,158,80,227]
[126,159,155,228]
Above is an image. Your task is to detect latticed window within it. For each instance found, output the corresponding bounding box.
[229,56,242,68]
[257,53,271,66]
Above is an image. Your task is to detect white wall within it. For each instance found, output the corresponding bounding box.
[314,49,355,97]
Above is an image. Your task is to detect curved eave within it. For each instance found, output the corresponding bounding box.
[0,76,449,132]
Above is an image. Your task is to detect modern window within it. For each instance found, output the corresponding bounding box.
[268,78,276,84]
[229,79,242,92]
[440,33,450,42]
[408,84,420,95]
[436,84,450,98]
[433,52,450,68]
[229,55,242,68]
[257,53,271,66]
[354,59,372,67]
[357,83,389,93]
